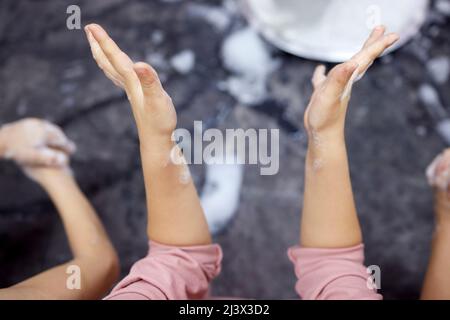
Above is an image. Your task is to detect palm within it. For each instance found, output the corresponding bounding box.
[85,24,177,137]
[304,26,399,135]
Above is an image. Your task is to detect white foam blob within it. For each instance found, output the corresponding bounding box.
[200,152,244,234]
[221,27,280,105]
[427,56,450,84]
[187,3,231,31]
[170,50,196,75]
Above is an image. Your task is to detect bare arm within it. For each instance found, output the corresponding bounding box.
[0,169,119,299]
[421,150,450,299]
[85,24,211,247]
[302,134,361,248]
[301,26,399,248]
[0,168,119,300]
[0,118,119,299]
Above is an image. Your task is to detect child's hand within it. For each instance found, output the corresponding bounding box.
[84,24,177,151]
[427,149,450,224]
[304,26,399,141]
[427,149,450,193]
[0,118,76,167]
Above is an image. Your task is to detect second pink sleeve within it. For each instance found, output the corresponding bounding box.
[288,244,382,300]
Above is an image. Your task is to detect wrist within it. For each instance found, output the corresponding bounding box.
[307,131,345,156]
[140,133,177,165]
[39,169,75,191]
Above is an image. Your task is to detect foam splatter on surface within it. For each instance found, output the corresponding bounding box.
[170,50,196,75]
[201,158,243,234]
[427,56,450,84]
[221,27,280,105]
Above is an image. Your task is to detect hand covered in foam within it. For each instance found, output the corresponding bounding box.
[304,26,399,140]
[426,149,450,222]
[0,118,75,167]
[427,149,450,192]
[85,24,177,151]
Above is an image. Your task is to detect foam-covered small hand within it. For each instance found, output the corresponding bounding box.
[427,149,450,192]
[427,149,450,222]
[304,26,399,139]
[85,24,177,149]
[0,118,75,167]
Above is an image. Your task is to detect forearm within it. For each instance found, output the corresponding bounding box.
[3,259,115,299]
[301,135,362,248]
[2,173,119,299]
[140,135,211,247]
[43,174,116,259]
[421,193,450,299]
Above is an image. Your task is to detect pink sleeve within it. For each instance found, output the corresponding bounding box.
[104,241,223,300]
[288,244,382,300]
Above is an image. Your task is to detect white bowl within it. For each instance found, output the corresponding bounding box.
[240,0,429,62]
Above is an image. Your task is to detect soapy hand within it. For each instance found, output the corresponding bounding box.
[427,149,450,193]
[427,149,450,221]
[0,118,76,186]
[84,24,177,150]
[304,26,399,140]
[0,118,75,167]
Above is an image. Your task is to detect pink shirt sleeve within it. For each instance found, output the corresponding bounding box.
[104,241,223,300]
[288,244,382,300]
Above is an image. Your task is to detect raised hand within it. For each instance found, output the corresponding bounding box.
[85,24,177,150]
[426,149,450,222]
[304,26,399,139]
[422,149,450,299]
[85,23,211,246]
[300,27,400,250]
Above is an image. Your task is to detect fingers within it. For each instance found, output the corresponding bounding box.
[362,32,399,63]
[427,150,450,191]
[85,24,143,107]
[311,65,327,89]
[20,147,69,167]
[85,28,124,88]
[322,61,359,101]
[362,25,386,48]
[43,122,76,154]
[351,27,399,79]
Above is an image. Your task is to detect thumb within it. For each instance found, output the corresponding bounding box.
[133,62,163,97]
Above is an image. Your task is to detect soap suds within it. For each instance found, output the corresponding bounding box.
[151,30,165,45]
[312,158,324,171]
[436,0,450,16]
[179,166,191,184]
[309,129,323,149]
[170,50,196,74]
[427,56,450,84]
[221,27,280,105]
[418,84,447,120]
[200,151,244,234]
[187,3,231,31]
[426,153,450,191]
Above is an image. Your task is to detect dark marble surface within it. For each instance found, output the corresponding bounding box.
[0,0,449,299]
